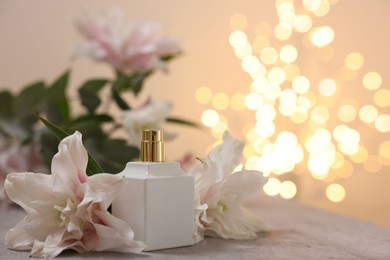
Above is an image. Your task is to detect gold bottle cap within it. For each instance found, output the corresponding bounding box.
[141,130,165,162]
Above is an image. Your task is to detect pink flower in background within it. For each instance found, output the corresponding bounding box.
[0,138,46,207]
[177,153,197,172]
[4,132,145,257]
[121,99,176,146]
[189,132,267,242]
[75,8,181,74]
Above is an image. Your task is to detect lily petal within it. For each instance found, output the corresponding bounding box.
[4,172,53,214]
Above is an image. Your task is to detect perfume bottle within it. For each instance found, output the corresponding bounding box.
[112,130,195,251]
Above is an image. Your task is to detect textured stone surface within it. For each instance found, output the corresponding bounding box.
[1,196,390,259]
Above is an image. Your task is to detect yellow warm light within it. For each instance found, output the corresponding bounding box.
[201,109,220,127]
[255,121,276,138]
[291,111,308,124]
[334,160,354,179]
[333,124,349,142]
[283,64,300,81]
[260,47,278,64]
[331,151,344,169]
[375,114,390,133]
[280,45,298,63]
[374,89,390,107]
[308,157,330,178]
[311,106,329,124]
[234,43,253,59]
[337,128,360,156]
[251,76,268,93]
[225,0,387,203]
[313,0,330,16]
[345,52,364,70]
[229,30,248,49]
[277,4,296,29]
[337,127,360,145]
[379,141,390,160]
[263,178,282,196]
[256,104,277,121]
[364,155,383,173]
[303,0,322,12]
[195,86,213,104]
[230,93,246,111]
[274,24,292,41]
[255,131,303,175]
[292,76,310,94]
[326,183,346,203]
[253,137,269,154]
[311,26,335,48]
[358,105,378,123]
[268,67,286,84]
[350,146,368,164]
[318,78,337,96]
[306,129,335,177]
[212,122,228,139]
[280,89,297,105]
[363,72,382,90]
[279,103,296,117]
[338,104,357,123]
[230,13,248,30]
[294,14,312,33]
[243,145,257,159]
[245,92,263,110]
[212,92,229,110]
[242,55,261,74]
[245,127,258,143]
[277,1,294,13]
[253,36,270,54]
[297,96,312,110]
[263,83,282,100]
[280,181,297,199]
[245,156,260,170]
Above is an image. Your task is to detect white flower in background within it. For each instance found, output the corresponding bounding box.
[189,131,267,242]
[122,99,176,146]
[75,8,180,74]
[4,131,145,258]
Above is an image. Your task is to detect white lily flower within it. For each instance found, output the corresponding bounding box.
[4,131,145,258]
[75,8,180,74]
[121,99,176,146]
[189,131,267,242]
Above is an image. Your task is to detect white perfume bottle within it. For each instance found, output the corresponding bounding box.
[112,130,195,251]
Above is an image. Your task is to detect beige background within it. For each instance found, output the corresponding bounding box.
[0,0,389,226]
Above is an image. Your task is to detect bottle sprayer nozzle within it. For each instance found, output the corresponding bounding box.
[141,130,165,162]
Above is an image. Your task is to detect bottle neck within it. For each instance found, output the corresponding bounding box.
[141,130,165,162]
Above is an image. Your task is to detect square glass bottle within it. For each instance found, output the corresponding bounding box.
[112,130,195,251]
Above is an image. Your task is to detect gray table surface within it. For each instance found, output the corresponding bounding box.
[1,196,390,259]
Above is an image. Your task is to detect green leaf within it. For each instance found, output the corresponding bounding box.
[111,89,130,110]
[0,91,14,118]
[45,70,71,124]
[37,115,105,176]
[112,74,130,92]
[78,79,109,113]
[113,71,153,96]
[160,53,181,62]
[96,138,139,173]
[14,81,47,131]
[127,72,150,96]
[15,81,46,114]
[166,117,201,128]
[68,114,113,127]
